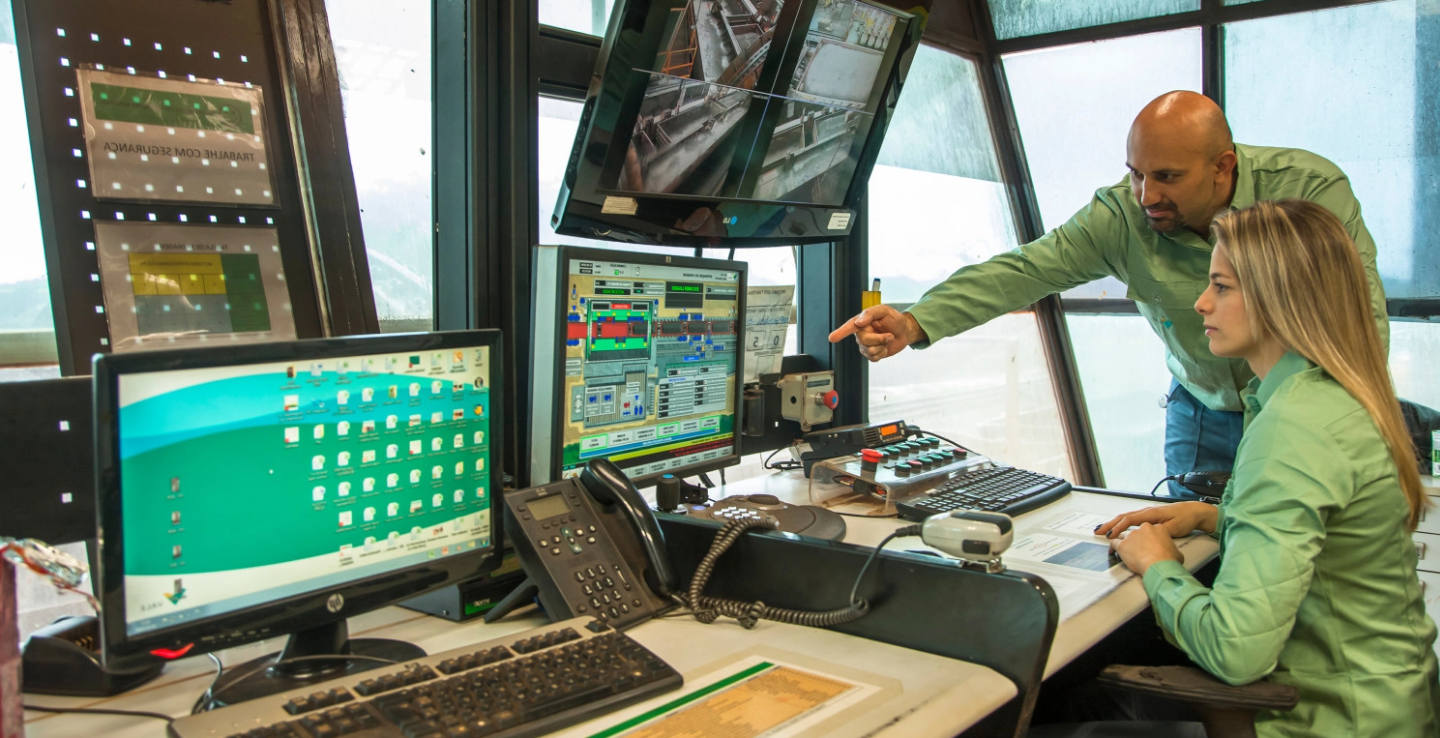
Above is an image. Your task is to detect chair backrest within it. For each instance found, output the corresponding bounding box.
[658,515,1060,738]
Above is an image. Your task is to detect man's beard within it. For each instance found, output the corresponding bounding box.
[1144,210,1187,234]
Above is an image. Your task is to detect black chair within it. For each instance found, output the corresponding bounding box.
[1093,665,1299,738]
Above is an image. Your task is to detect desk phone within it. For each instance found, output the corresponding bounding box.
[498,459,873,631]
[503,461,678,630]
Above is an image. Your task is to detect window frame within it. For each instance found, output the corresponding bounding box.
[986,0,1440,488]
[984,0,1440,321]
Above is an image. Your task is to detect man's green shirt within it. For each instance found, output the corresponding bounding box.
[1141,352,1440,737]
[905,144,1388,412]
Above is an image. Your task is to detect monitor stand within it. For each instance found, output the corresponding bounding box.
[208,619,425,707]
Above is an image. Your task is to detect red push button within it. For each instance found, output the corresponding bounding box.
[821,390,839,409]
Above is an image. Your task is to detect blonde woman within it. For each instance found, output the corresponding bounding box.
[1097,199,1440,737]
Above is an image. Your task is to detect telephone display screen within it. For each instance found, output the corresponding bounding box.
[528,495,571,520]
[559,256,742,481]
[115,346,495,636]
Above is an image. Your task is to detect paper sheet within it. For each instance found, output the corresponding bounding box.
[744,286,795,383]
[93,222,297,352]
[586,656,878,738]
[1001,495,1214,620]
[76,67,276,206]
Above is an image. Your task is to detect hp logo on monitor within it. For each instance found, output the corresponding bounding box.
[326,594,345,613]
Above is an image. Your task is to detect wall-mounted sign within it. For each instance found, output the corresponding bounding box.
[76,67,276,206]
[94,222,296,352]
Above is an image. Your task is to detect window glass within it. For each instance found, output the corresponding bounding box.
[1393,322,1440,412]
[0,0,55,337]
[871,45,1014,303]
[700,246,800,485]
[877,45,999,183]
[538,97,686,257]
[1065,313,1169,492]
[988,0,1198,41]
[1226,0,1440,299]
[1004,28,1202,301]
[866,47,1071,480]
[326,0,434,330]
[540,0,615,37]
[1003,29,1201,489]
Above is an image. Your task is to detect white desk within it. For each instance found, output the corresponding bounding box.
[22,473,1216,737]
[715,471,1220,679]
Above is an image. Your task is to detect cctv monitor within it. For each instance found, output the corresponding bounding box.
[539,246,745,486]
[93,330,502,703]
[552,0,931,246]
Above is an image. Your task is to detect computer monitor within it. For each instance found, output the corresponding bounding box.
[93,330,503,702]
[545,247,746,486]
[551,0,930,245]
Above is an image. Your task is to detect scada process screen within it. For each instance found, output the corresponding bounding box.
[560,257,740,479]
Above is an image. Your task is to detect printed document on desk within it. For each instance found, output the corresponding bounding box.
[561,655,882,738]
[1006,494,1213,620]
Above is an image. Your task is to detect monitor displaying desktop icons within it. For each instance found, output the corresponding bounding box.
[103,338,498,640]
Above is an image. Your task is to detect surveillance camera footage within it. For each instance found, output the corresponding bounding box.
[614,0,904,206]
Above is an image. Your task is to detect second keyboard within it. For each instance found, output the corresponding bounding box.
[895,466,1072,522]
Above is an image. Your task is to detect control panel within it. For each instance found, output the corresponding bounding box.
[810,437,992,501]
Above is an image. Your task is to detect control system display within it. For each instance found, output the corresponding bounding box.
[558,256,743,481]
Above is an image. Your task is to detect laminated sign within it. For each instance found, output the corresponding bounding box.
[76,66,276,206]
[94,222,297,352]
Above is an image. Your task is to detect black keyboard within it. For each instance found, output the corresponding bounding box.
[895,466,1071,521]
[168,618,682,738]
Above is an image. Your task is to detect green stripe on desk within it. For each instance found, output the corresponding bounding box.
[586,661,775,738]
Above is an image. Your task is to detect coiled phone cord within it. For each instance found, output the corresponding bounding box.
[678,518,920,629]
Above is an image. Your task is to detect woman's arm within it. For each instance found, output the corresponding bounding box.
[1140,418,1347,685]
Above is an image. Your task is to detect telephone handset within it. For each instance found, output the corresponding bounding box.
[578,460,679,597]
[497,459,874,631]
[499,458,678,629]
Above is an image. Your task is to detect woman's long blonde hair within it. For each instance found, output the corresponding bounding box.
[1212,199,1424,529]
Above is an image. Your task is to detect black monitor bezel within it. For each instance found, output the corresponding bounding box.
[93,330,505,671]
[551,246,746,487]
[551,0,930,246]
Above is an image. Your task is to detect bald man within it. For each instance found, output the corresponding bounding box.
[831,91,1388,497]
